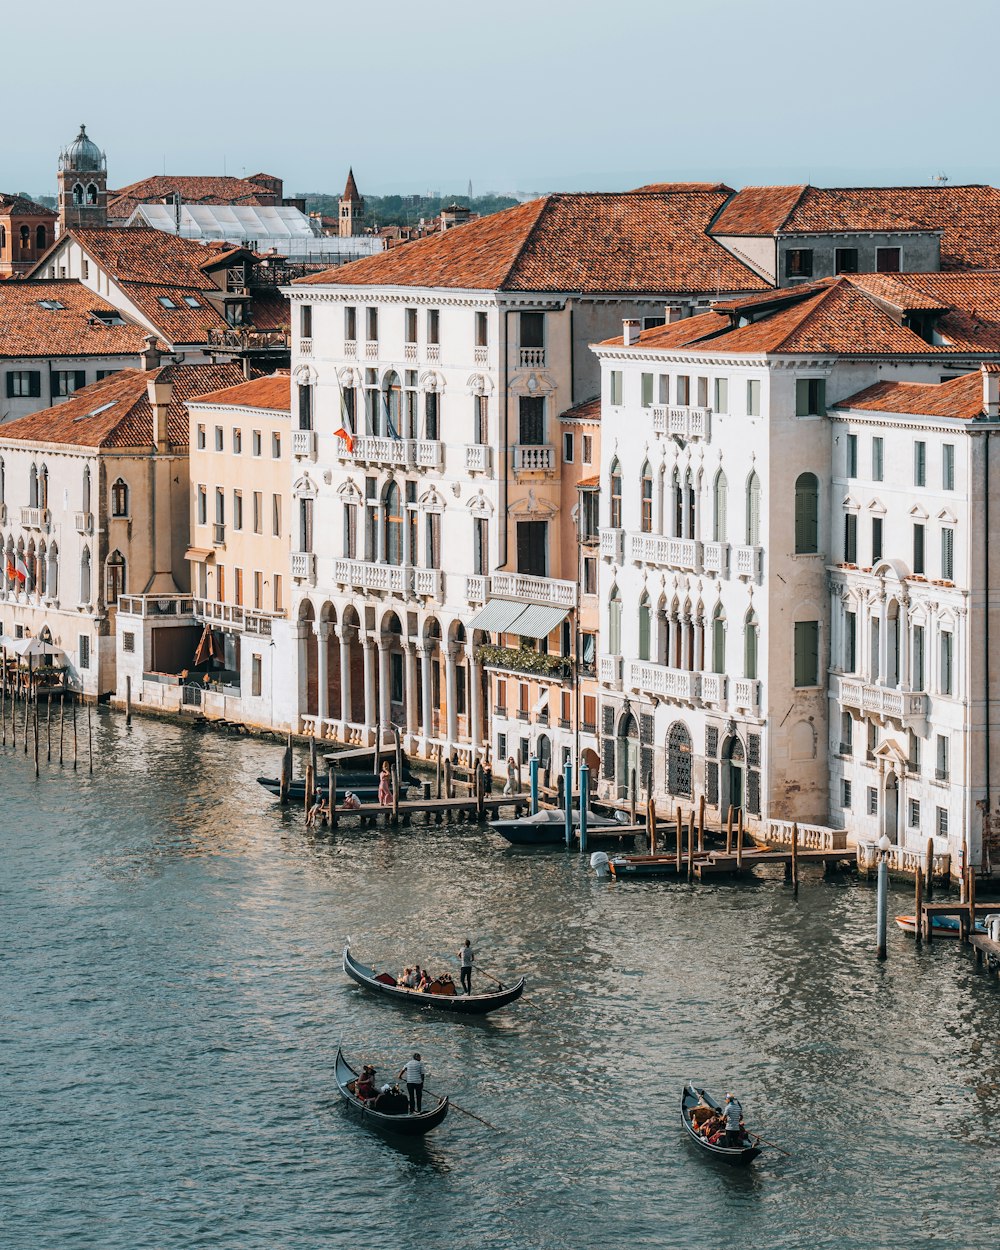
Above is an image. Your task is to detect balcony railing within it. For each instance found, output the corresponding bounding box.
[734,545,763,580]
[192,597,283,634]
[518,347,546,368]
[292,429,317,460]
[299,337,313,357]
[477,644,572,681]
[116,594,195,618]
[835,675,928,725]
[474,345,488,365]
[344,339,357,358]
[404,343,417,361]
[598,654,623,690]
[600,528,624,563]
[20,506,50,530]
[212,522,226,547]
[426,343,440,362]
[412,568,443,599]
[414,440,444,470]
[465,444,493,474]
[365,341,379,359]
[334,558,409,595]
[628,532,702,572]
[465,575,489,604]
[628,660,700,703]
[513,444,555,473]
[491,571,576,607]
[702,542,730,576]
[291,551,317,583]
[732,678,760,714]
[75,511,93,535]
[345,437,442,470]
[701,673,727,706]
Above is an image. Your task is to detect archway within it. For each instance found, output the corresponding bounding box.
[884,770,899,845]
[423,617,443,739]
[723,736,745,815]
[297,599,318,719]
[616,711,639,801]
[382,610,405,730]
[340,606,365,726]
[320,602,340,723]
[667,721,693,797]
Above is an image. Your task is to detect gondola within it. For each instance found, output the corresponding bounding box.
[335,1047,449,1136]
[490,807,639,848]
[343,943,525,1015]
[895,913,989,938]
[681,1084,764,1165]
[256,776,381,803]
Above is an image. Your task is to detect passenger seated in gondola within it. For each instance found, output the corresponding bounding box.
[699,1113,724,1140]
[355,1066,377,1101]
[417,970,432,992]
[397,967,412,987]
[406,966,421,988]
[690,1103,714,1130]
[433,973,457,995]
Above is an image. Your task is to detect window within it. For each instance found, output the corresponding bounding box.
[196,423,206,450]
[794,472,819,553]
[676,375,690,406]
[713,471,728,542]
[197,485,207,525]
[641,373,654,408]
[909,799,921,827]
[841,710,854,753]
[913,624,925,690]
[252,430,262,456]
[157,296,179,309]
[872,437,884,481]
[842,780,852,808]
[876,247,901,273]
[714,378,728,414]
[563,432,574,463]
[344,306,357,340]
[518,395,544,445]
[95,369,119,381]
[426,511,441,569]
[871,516,883,564]
[582,435,593,465]
[251,491,262,535]
[914,440,926,487]
[251,655,262,698]
[745,471,761,545]
[845,610,857,671]
[214,426,223,452]
[79,635,90,670]
[940,630,953,695]
[473,516,489,576]
[786,249,813,278]
[272,494,281,537]
[941,528,954,581]
[937,807,949,836]
[515,519,545,576]
[300,304,312,338]
[794,621,819,687]
[580,487,598,540]
[404,307,417,344]
[232,428,242,454]
[744,612,759,679]
[609,371,623,406]
[835,248,859,274]
[234,567,244,606]
[520,311,543,348]
[659,375,670,405]
[609,459,622,528]
[913,523,925,575]
[111,478,129,517]
[796,379,826,416]
[366,306,378,340]
[942,443,955,490]
[253,570,262,609]
[746,379,760,417]
[233,490,243,532]
[844,512,858,563]
[640,462,653,532]
[54,370,85,397]
[343,503,357,558]
[272,432,281,459]
[846,433,858,478]
[475,311,488,347]
[608,587,622,654]
[908,730,920,772]
[425,392,439,440]
[697,377,709,408]
[105,551,126,605]
[6,371,41,398]
[638,594,651,661]
[583,556,597,594]
[426,308,440,344]
[272,573,282,614]
[936,734,950,781]
[182,296,201,309]
[497,733,507,762]
[868,787,878,816]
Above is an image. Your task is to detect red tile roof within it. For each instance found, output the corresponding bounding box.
[851,271,1000,352]
[836,371,984,420]
[188,373,290,411]
[107,175,279,220]
[66,227,216,286]
[295,191,769,294]
[0,280,150,359]
[710,186,807,235]
[0,363,242,449]
[559,396,601,422]
[342,168,361,202]
[577,474,600,487]
[0,193,57,218]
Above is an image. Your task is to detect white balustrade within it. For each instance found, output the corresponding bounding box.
[701,673,727,706]
[628,660,700,702]
[291,429,317,460]
[426,344,440,362]
[734,545,763,580]
[513,444,555,472]
[628,532,702,572]
[344,339,357,358]
[365,341,379,359]
[20,506,50,530]
[465,575,489,604]
[599,654,623,689]
[600,528,624,563]
[518,347,546,368]
[836,675,927,724]
[333,559,410,595]
[415,440,443,470]
[490,571,576,607]
[732,678,760,713]
[765,821,849,851]
[465,444,493,474]
[666,406,711,441]
[652,406,667,435]
[299,337,313,357]
[404,343,417,361]
[702,542,730,576]
[412,568,443,599]
[474,346,488,365]
[291,551,317,583]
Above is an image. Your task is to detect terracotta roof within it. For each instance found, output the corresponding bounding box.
[342,168,361,202]
[295,191,769,294]
[107,175,278,220]
[187,373,290,411]
[64,227,216,286]
[844,273,949,312]
[600,309,731,349]
[578,475,600,487]
[559,396,601,422]
[247,289,291,332]
[836,371,984,420]
[121,285,227,345]
[0,280,150,359]
[0,363,241,449]
[0,193,57,218]
[850,271,1000,352]
[712,184,1000,270]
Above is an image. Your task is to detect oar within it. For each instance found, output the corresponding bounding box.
[751,1132,790,1157]
[475,966,507,989]
[427,1091,502,1133]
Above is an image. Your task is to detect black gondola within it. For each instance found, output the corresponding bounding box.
[256,776,382,803]
[343,944,525,1015]
[335,1048,449,1136]
[681,1084,764,1165]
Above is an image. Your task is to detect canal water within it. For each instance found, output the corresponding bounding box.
[3,711,999,1250]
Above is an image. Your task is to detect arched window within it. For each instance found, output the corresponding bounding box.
[746,471,761,545]
[382,370,401,438]
[384,481,403,565]
[35,224,47,250]
[73,183,84,206]
[86,184,99,205]
[24,539,35,595]
[28,463,38,508]
[39,464,49,511]
[47,542,59,600]
[794,471,819,554]
[82,466,91,513]
[712,604,726,674]
[106,551,125,605]
[685,469,695,539]
[744,610,759,679]
[638,592,651,661]
[667,721,693,796]
[111,478,129,517]
[0,225,6,249]
[37,541,47,598]
[672,467,682,537]
[0,456,5,506]
[609,459,622,528]
[713,470,728,542]
[608,585,622,654]
[19,225,29,249]
[640,461,653,532]
[80,546,92,604]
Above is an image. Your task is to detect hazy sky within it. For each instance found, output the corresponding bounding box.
[6,0,999,198]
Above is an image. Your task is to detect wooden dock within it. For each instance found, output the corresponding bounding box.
[317,793,530,830]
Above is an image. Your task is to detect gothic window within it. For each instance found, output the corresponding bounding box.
[609,458,622,528]
[80,546,91,603]
[111,478,129,517]
[640,461,653,532]
[638,592,651,661]
[712,605,726,674]
[667,721,693,797]
[106,550,125,605]
[47,542,59,599]
[746,471,761,545]
[73,183,84,206]
[744,610,760,679]
[713,470,728,543]
[86,184,98,205]
[608,586,622,655]
[384,481,403,565]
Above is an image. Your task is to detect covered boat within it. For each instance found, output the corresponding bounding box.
[681,1084,764,1165]
[895,913,989,938]
[335,1048,449,1136]
[343,944,524,1015]
[490,807,636,847]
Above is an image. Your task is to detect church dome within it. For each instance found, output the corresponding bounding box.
[59,124,105,173]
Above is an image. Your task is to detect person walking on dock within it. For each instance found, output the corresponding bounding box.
[459,938,474,995]
[399,1052,425,1112]
[722,1093,743,1147]
[503,756,517,795]
[378,761,392,806]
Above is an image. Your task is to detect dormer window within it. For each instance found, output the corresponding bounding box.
[157,296,179,309]
[37,299,67,311]
[182,296,201,308]
[90,309,125,326]
[785,249,813,279]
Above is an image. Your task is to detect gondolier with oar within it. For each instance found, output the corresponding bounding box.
[722,1093,743,1147]
[399,1052,425,1113]
[459,938,474,995]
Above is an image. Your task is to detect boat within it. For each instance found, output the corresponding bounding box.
[256,775,382,803]
[592,851,705,879]
[490,807,638,847]
[895,913,989,938]
[681,1084,764,1165]
[335,1047,449,1136]
[343,943,525,1015]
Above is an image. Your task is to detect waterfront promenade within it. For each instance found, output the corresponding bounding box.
[3,710,999,1250]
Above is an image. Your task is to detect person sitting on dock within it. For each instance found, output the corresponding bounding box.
[378,761,392,806]
[722,1094,743,1147]
[341,791,361,811]
[306,797,329,828]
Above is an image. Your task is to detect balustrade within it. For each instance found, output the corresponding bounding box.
[600,528,624,563]
[291,551,317,583]
[598,654,623,689]
[491,571,576,606]
[518,347,546,368]
[628,660,700,702]
[291,429,317,460]
[465,444,493,474]
[513,444,555,473]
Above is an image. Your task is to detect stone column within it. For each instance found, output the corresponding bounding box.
[339,628,353,725]
[378,638,392,730]
[362,635,377,732]
[420,645,433,741]
[878,593,888,685]
[467,644,482,751]
[899,597,910,691]
[315,622,329,723]
[445,644,459,747]
[405,642,419,736]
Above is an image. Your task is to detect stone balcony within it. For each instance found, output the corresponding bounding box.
[192,597,283,637]
[365,341,379,359]
[299,337,313,357]
[628,660,700,703]
[491,571,576,607]
[628,532,702,573]
[518,347,546,368]
[600,527,624,563]
[652,405,711,441]
[334,559,410,596]
[291,551,317,584]
[344,339,357,358]
[343,437,444,471]
[702,542,729,576]
[513,444,555,474]
[465,444,493,475]
[465,575,489,604]
[734,545,764,581]
[834,674,928,728]
[412,568,443,599]
[292,429,317,460]
[75,511,93,535]
[20,506,50,531]
[701,672,727,707]
[732,677,760,714]
[599,653,623,690]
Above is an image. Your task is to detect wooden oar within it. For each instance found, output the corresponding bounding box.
[752,1132,790,1156]
[426,1091,501,1132]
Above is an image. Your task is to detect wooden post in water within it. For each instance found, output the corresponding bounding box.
[1,648,6,747]
[475,761,484,820]
[675,804,683,872]
[725,805,734,855]
[647,792,657,854]
[876,855,888,960]
[516,749,523,793]
[444,755,453,800]
[304,762,314,814]
[23,663,30,756]
[394,728,403,796]
[72,695,77,769]
[125,675,132,726]
[687,810,695,881]
[33,681,39,778]
[925,837,935,898]
[968,866,977,945]
[630,767,637,825]
[790,821,799,893]
[309,732,318,783]
[736,809,744,870]
[329,764,338,834]
[59,694,65,765]
[87,702,93,774]
[914,866,924,945]
[391,762,399,824]
[279,747,289,805]
[697,794,705,853]
[46,695,52,763]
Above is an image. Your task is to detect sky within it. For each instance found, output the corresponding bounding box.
[5,0,1000,199]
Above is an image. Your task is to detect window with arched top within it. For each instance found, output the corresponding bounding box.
[106,551,126,605]
[638,592,651,661]
[86,184,98,205]
[111,478,129,517]
[47,542,59,600]
[384,481,403,565]
[297,382,312,431]
[19,225,29,249]
[39,464,49,510]
[684,469,695,540]
[712,605,726,674]
[667,721,693,797]
[28,463,38,508]
[82,466,91,513]
[0,224,6,250]
[609,459,622,529]
[0,456,5,506]
[73,184,84,206]
[37,541,47,598]
[746,471,761,546]
[672,467,682,538]
[640,462,653,533]
[382,371,401,438]
[794,471,819,554]
[713,470,728,542]
[80,546,91,603]
[744,610,759,679]
[608,586,622,655]
[35,224,47,250]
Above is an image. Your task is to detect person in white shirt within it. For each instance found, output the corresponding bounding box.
[399,1052,425,1112]
[459,939,474,995]
[722,1094,743,1147]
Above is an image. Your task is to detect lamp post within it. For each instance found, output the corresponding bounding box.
[876,833,891,960]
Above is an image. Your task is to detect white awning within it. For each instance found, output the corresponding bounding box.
[468,598,570,640]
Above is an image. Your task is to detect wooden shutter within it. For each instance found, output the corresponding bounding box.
[602,737,615,781]
[794,621,819,687]
[706,761,719,806]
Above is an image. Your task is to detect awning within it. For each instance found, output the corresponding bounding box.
[184,547,215,561]
[468,598,570,640]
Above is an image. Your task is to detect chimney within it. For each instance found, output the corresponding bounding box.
[141,333,161,372]
[623,319,641,346]
[146,373,173,452]
[982,364,1000,418]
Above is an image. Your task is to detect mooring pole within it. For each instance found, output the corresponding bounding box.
[529,756,539,816]
[564,758,573,848]
[914,866,924,946]
[876,856,888,960]
[578,761,589,854]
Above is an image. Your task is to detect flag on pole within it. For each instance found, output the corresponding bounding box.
[9,554,27,583]
[333,427,355,454]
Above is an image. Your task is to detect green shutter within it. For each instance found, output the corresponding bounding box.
[794,621,819,687]
[795,379,808,416]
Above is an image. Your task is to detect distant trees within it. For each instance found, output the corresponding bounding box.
[301,191,520,229]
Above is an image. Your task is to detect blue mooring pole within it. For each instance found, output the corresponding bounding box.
[530,756,539,815]
[579,762,590,854]
[876,857,888,960]
[564,759,573,848]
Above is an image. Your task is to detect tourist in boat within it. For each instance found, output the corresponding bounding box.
[459,938,474,995]
[397,967,412,987]
[372,1082,408,1114]
[406,966,421,988]
[417,969,431,992]
[378,762,392,806]
[399,1052,425,1112]
[722,1094,744,1147]
[355,1065,376,1101]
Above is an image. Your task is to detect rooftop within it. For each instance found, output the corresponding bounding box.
[107,174,280,221]
[559,396,601,422]
[0,193,57,218]
[0,280,151,360]
[836,371,986,421]
[187,373,290,411]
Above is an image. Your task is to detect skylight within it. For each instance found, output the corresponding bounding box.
[73,401,117,423]
[182,296,201,308]
[37,299,67,311]
[157,296,179,309]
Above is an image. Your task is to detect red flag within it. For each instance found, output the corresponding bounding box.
[9,555,27,583]
[333,427,355,454]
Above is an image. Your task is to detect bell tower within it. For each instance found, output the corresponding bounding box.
[58,123,108,233]
[339,167,363,238]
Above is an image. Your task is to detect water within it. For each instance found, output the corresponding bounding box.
[2,711,999,1250]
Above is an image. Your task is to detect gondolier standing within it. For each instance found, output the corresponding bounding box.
[722,1093,743,1147]
[399,1052,425,1112]
[459,939,474,995]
